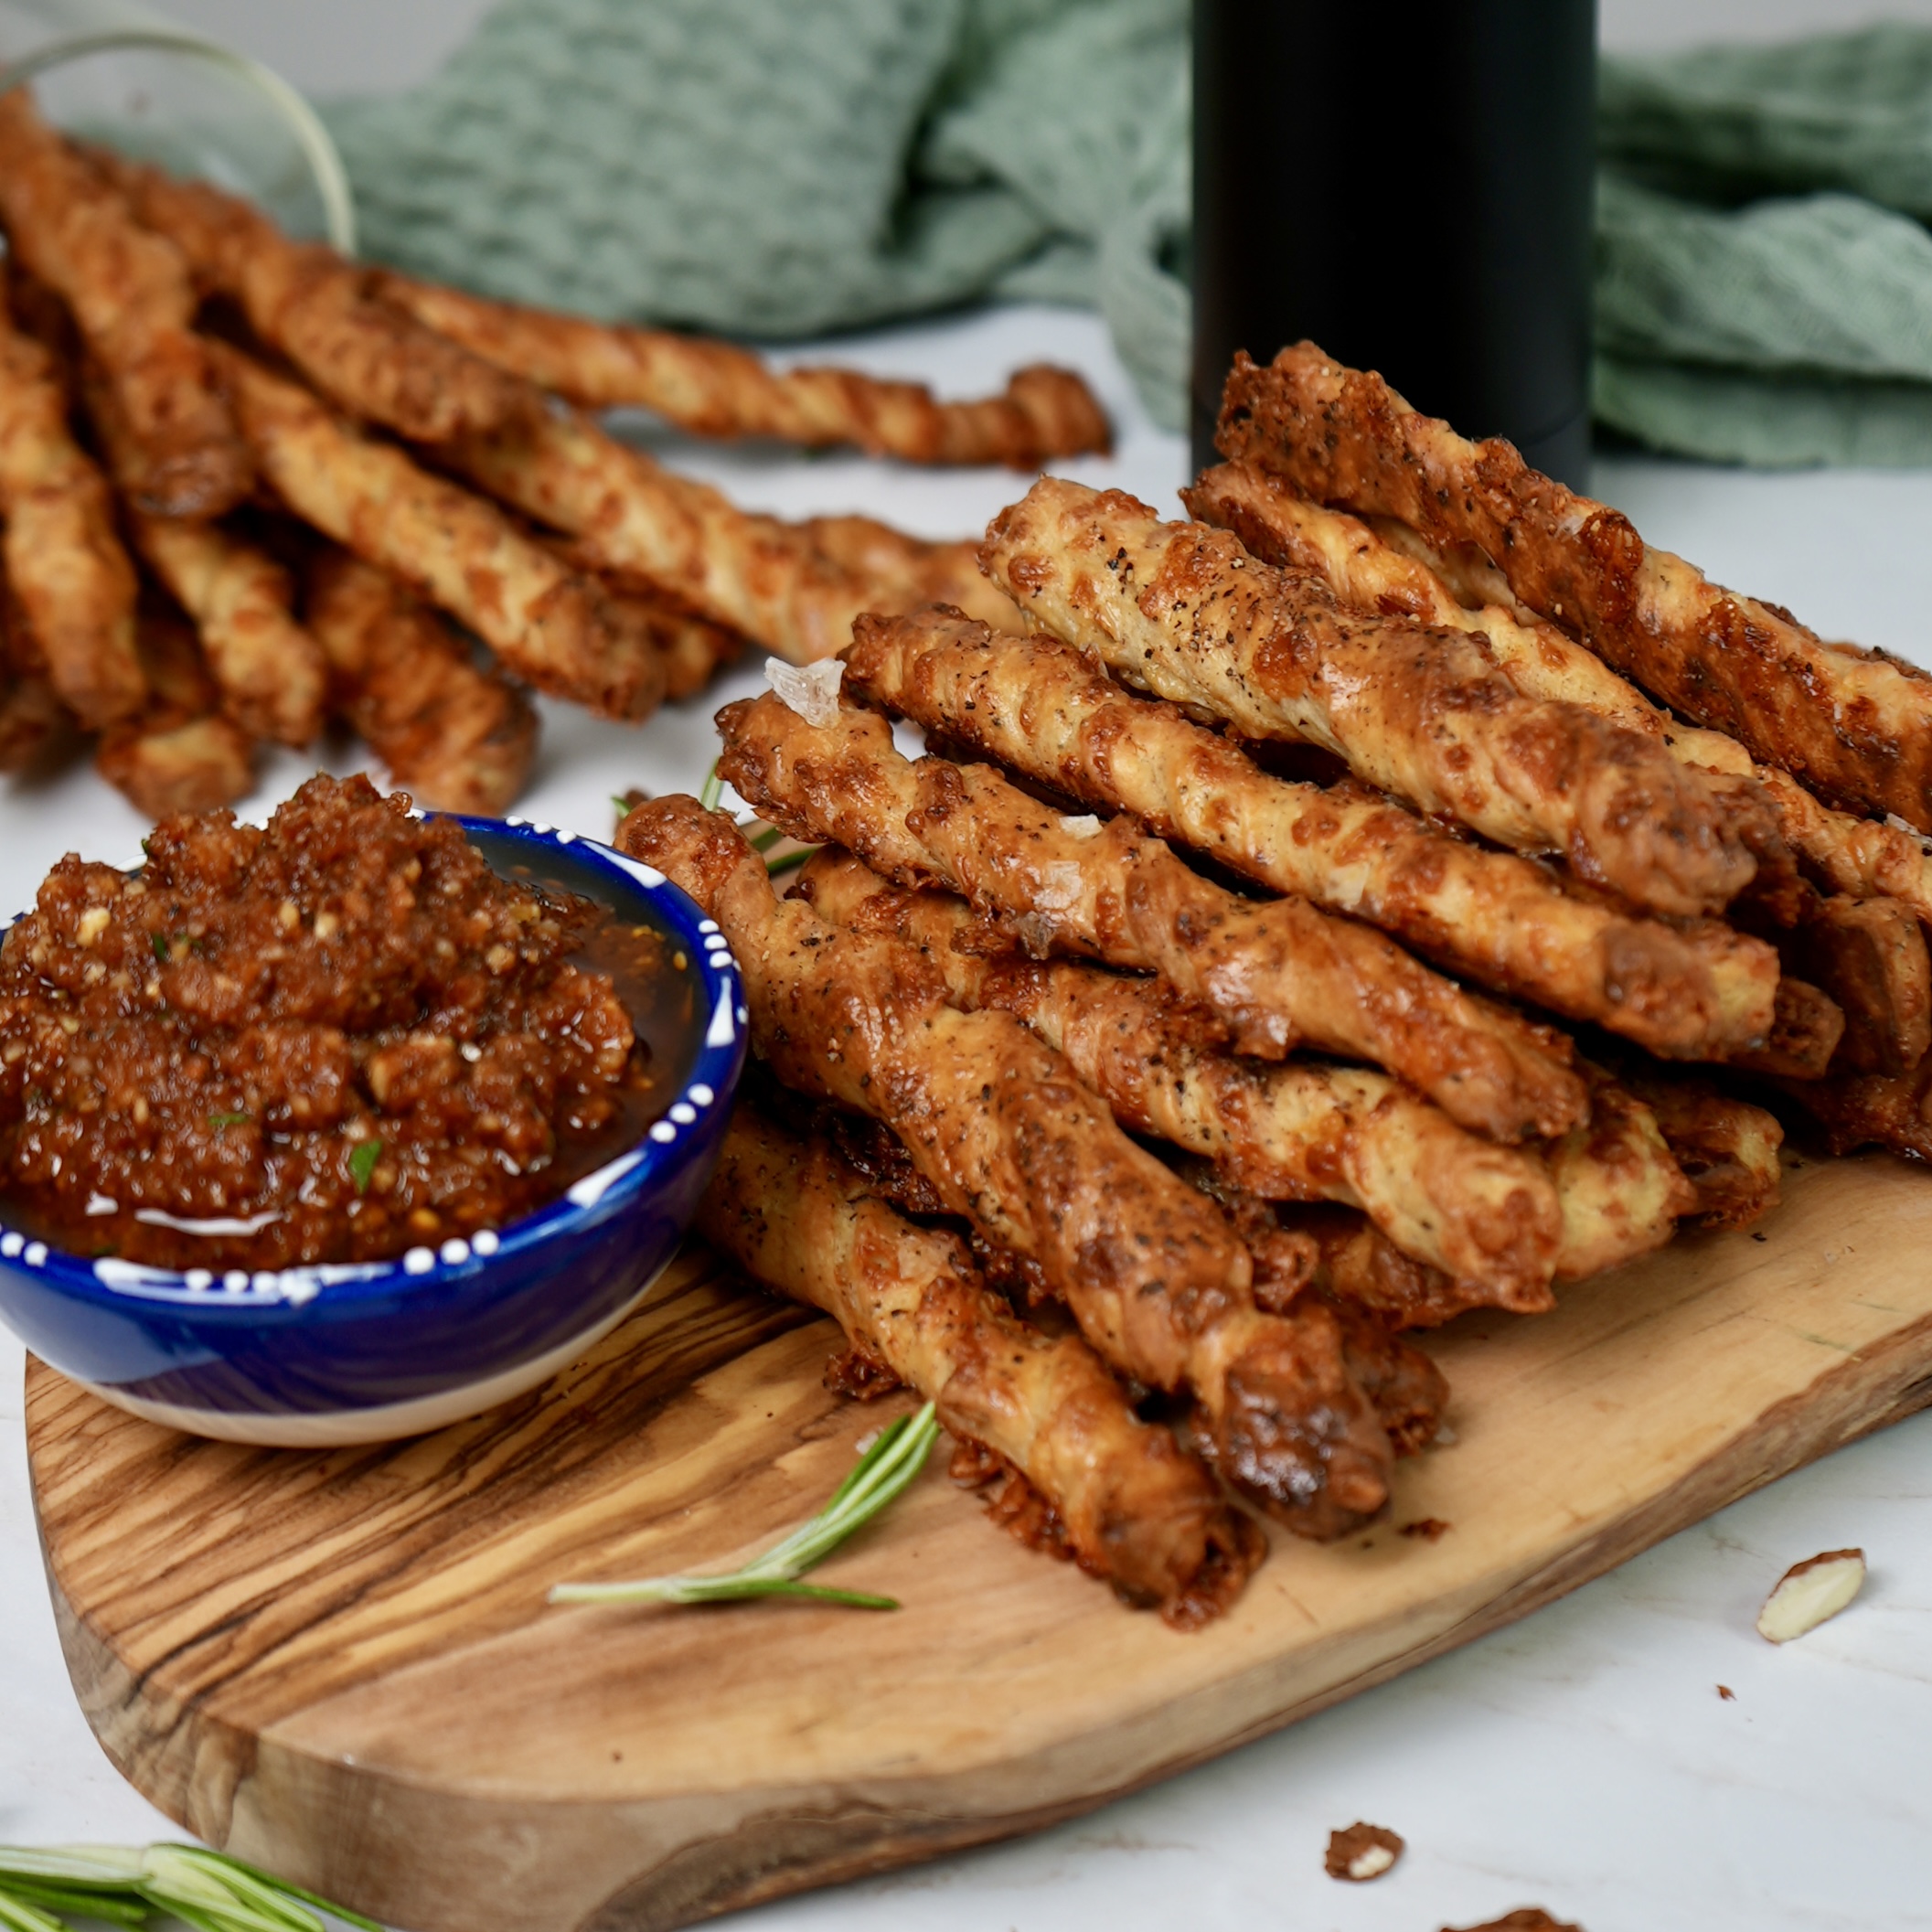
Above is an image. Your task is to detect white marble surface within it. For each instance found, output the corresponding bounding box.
[3,304,1932,1932]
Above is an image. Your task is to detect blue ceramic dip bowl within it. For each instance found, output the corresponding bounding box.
[0,815,746,1446]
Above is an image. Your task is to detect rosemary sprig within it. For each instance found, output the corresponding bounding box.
[698,759,724,811]
[0,1844,379,1932]
[550,1402,938,1610]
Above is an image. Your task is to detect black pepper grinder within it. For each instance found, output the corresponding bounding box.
[1190,0,1598,488]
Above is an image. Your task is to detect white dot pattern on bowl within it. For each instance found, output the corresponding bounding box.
[440,1238,471,1265]
[669,1102,696,1126]
[24,1242,46,1267]
[1,1233,20,1258]
[649,1121,677,1144]
[473,1229,500,1256]
[403,1246,436,1275]
[690,1083,715,1106]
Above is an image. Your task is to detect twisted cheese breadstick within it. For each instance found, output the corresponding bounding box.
[127,511,326,748]
[303,548,537,815]
[0,308,143,727]
[1217,342,1932,831]
[0,92,247,517]
[699,1104,1263,1627]
[102,155,535,444]
[380,272,1110,466]
[795,848,1564,1301]
[844,605,1778,1062]
[719,688,1587,1142]
[617,794,1394,1539]
[1187,460,1932,928]
[219,347,663,721]
[983,476,1766,920]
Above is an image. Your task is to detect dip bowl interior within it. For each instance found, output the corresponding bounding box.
[0,815,747,1446]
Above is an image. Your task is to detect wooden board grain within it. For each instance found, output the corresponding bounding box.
[26,1149,1932,1932]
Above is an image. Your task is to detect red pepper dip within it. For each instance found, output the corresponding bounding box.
[0,774,679,1270]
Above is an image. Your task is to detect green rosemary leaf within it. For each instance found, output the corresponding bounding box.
[610,794,632,815]
[44,1893,147,1926]
[0,1850,146,1885]
[347,1137,382,1194]
[208,1112,251,1130]
[150,932,168,962]
[0,1878,146,1925]
[699,760,724,811]
[0,1886,66,1932]
[0,1843,375,1932]
[550,1401,937,1610]
[185,1852,383,1932]
[765,846,813,878]
[748,826,784,851]
[144,1846,320,1932]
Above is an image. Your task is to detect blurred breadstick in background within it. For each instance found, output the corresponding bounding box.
[445,407,881,663]
[127,511,327,748]
[800,514,1021,635]
[303,547,537,815]
[0,301,144,727]
[537,533,748,701]
[577,572,748,703]
[218,347,664,721]
[94,604,255,816]
[99,155,539,444]
[0,583,73,773]
[378,273,1108,466]
[0,91,248,518]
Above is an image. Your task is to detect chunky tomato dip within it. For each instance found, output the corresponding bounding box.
[0,774,685,1270]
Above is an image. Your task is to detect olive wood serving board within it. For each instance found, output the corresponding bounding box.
[25,1149,1932,1932]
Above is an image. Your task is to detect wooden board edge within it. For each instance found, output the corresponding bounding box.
[32,1308,1932,1932]
[577,1302,1932,1932]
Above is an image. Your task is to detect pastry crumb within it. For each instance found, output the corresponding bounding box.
[1325,1821,1403,1883]
[1443,1912,1582,1932]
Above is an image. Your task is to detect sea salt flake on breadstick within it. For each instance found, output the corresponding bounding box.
[765,655,844,727]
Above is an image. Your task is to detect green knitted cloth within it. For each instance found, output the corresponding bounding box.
[324,11,1932,464]
[321,0,1188,423]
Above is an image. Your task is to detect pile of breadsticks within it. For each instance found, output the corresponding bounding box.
[0,86,1106,817]
[617,343,1932,1628]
